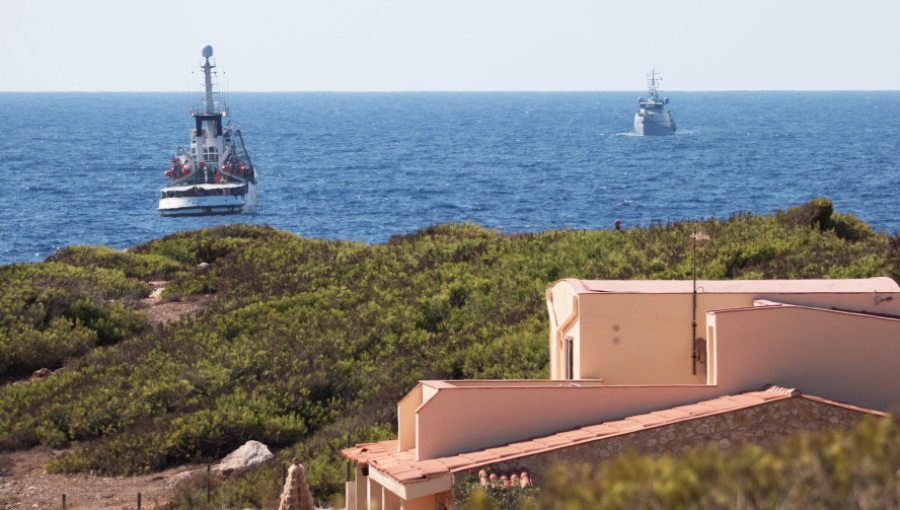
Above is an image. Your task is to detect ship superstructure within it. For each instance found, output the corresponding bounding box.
[634,68,676,136]
[158,45,259,217]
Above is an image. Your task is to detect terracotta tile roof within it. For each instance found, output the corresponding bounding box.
[435,456,471,469]
[674,403,717,416]
[340,386,881,484]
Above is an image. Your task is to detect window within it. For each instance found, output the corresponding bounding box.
[563,335,574,379]
[203,146,219,162]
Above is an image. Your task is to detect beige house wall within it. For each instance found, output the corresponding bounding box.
[415,385,720,460]
[547,279,900,386]
[546,284,578,379]
[709,305,900,411]
[383,487,402,510]
[398,385,423,451]
[449,397,876,494]
[576,293,750,385]
[401,494,436,510]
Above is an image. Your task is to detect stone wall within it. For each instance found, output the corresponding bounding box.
[450,397,875,502]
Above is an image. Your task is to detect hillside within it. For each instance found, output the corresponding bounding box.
[1,198,898,508]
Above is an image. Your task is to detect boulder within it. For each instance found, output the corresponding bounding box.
[214,441,273,473]
[197,262,210,269]
[166,469,201,487]
[29,368,52,382]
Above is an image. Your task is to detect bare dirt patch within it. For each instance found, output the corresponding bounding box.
[0,448,204,510]
[141,282,216,327]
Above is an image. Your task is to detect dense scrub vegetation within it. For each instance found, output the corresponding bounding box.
[0,253,152,378]
[458,415,900,510]
[0,198,898,508]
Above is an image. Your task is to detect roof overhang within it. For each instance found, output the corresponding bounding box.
[368,466,452,500]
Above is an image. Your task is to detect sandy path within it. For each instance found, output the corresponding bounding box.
[0,448,205,510]
[141,282,217,327]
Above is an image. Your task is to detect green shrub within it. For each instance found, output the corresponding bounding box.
[0,264,147,376]
[502,415,900,510]
[46,245,186,279]
[149,240,199,266]
[785,197,834,228]
[784,198,874,242]
[831,212,875,241]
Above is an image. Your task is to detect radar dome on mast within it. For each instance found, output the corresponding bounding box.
[202,45,213,58]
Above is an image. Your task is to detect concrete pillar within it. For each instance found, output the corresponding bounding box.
[368,475,383,510]
[355,465,368,510]
[345,481,357,510]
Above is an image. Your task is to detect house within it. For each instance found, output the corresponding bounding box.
[341,278,900,510]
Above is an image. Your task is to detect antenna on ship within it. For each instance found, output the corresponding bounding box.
[191,45,226,143]
[647,65,661,98]
[201,45,215,115]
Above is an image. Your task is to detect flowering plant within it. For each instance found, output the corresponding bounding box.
[458,467,541,510]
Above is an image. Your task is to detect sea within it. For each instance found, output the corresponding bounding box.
[1,92,898,265]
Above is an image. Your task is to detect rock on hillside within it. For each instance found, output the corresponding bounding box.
[214,441,273,473]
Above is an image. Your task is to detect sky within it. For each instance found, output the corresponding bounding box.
[1,0,897,92]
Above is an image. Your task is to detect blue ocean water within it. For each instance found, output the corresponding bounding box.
[1,92,898,265]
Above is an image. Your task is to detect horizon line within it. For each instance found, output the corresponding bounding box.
[1,89,898,94]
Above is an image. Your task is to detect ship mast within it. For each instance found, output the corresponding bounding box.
[647,66,661,99]
[200,45,217,140]
[202,48,215,115]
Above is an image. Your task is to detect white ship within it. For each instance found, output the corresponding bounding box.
[158,46,258,217]
[634,68,676,136]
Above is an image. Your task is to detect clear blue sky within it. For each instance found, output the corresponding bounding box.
[1,0,897,92]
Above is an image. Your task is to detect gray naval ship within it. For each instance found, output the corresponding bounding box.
[634,68,676,136]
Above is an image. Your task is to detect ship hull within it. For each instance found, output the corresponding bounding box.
[634,114,676,136]
[158,181,258,217]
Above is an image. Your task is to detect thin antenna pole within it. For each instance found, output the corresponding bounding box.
[692,228,697,375]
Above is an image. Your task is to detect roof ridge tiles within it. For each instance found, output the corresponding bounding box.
[625,414,670,427]
[579,424,620,436]
[508,441,547,452]
[760,385,801,396]
[604,420,645,433]
[434,456,472,469]
[531,436,575,447]
[721,395,767,405]
[673,403,717,416]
